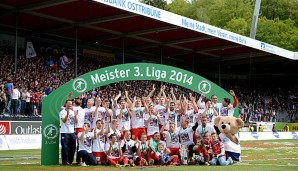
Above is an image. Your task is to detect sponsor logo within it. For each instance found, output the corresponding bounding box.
[260,42,275,53]
[0,122,10,134]
[273,132,279,138]
[251,132,259,139]
[43,124,59,140]
[292,132,298,139]
[198,80,211,94]
[11,122,42,135]
[0,137,3,148]
[72,78,87,93]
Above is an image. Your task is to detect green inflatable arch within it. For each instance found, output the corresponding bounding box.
[41,63,237,165]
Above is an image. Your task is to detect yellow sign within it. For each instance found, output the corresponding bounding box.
[291,123,298,132]
[83,49,115,63]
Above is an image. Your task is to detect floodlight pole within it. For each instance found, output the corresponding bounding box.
[122,38,125,64]
[160,47,163,64]
[192,55,195,73]
[14,14,18,74]
[75,27,78,78]
[250,0,261,39]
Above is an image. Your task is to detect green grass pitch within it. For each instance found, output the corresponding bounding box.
[0,139,297,171]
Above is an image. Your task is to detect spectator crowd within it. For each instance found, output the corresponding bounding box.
[0,46,297,124]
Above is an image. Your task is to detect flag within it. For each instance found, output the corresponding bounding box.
[26,42,37,58]
[60,55,73,69]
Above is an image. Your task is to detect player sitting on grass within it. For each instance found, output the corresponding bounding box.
[210,133,233,166]
[105,134,122,168]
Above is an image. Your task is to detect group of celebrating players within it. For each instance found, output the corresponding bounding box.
[59,85,238,167]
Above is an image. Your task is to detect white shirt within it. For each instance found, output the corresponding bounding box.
[12,89,20,100]
[184,109,198,126]
[205,108,216,125]
[25,92,31,102]
[196,123,215,138]
[144,114,159,136]
[84,108,93,128]
[116,108,131,131]
[164,130,180,148]
[137,141,149,158]
[59,109,75,133]
[90,106,107,129]
[215,103,235,117]
[104,109,113,130]
[165,110,178,130]
[107,128,121,143]
[154,105,166,125]
[219,133,241,154]
[177,126,194,146]
[73,106,85,129]
[131,107,145,128]
[92,128,106,152]
[120,139,135,158]
[78,132,94,153]
[105,142,120,158]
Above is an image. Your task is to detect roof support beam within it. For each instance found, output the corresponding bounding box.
[0,0,78,17]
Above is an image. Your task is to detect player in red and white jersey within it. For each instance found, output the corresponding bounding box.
[177,117,200,159]
[197,93,206,115]
[201,99,218,126]
[91,97,110,129]
[73,99,85,164]
[120,131,139,166]
[73,99,85,135]
[160,120,180,156]
[102,99,113,130]
[105,134,122,167]
[130,96,146,140]
[93,119,108,165]
[83,98,94,128]
[144,102,160,140]
[212,90,238,117]
[107,119,121,144]
[182,94,199,127]
[116,100,131,134]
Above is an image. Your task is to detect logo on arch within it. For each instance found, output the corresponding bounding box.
[72,78,87,93]
[198,80,211,94]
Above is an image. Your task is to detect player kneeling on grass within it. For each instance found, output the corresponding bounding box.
[136,133,150,166]
[120,131,139,167]
[78,123,98,166]
[105,134,122,168]
[210,133,233,166]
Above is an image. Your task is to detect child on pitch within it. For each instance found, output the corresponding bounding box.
[78,123,98,166]
[210,133,233,166]
[92,119,108,165]
[105,134,122,168]
[156,143,171,165]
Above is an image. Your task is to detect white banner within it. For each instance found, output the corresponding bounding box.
[5,134,41,150]
[0,135,9,150]
[26,42,37,59]
[256,122,275,132]
[95,0,296,60]
[239,132,297,141]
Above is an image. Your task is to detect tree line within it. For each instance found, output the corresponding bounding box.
[142,0,298,51]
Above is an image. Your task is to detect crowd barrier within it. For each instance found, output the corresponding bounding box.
[239,132,298,141]
[0,134,41,150]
